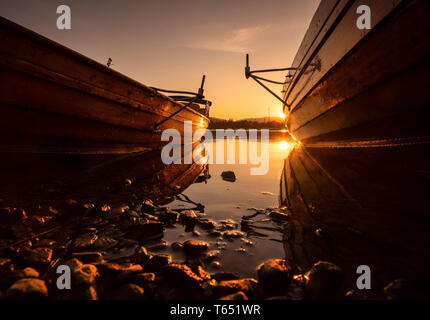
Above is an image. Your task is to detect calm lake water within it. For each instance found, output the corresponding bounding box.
[159,135,296,277]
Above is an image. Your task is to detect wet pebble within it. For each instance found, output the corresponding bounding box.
[72,264,99,288]
[202,250,220,262]
[235,247,246,254]
[144,254,171,272]
[221,171,236,182]
[192,230,201,237]
[12,267,40,280]
[7,278,48,299]
[241,238,254,246]
[160,263,203,293]
[304,261,344,299]
[210,278,259,299]
[182,240,209,256]
[223,230,245,239]
[198,218,217,230]
[72,232,98,249]
[18,247,53,266]
[257,259,293,296]
[179,210,198,225]
[131,246,151,265]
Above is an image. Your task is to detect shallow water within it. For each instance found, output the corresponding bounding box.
[157,136,296,277]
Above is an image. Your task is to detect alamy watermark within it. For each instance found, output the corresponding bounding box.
[161,121,270,175]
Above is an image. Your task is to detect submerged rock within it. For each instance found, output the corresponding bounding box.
[304,261,344,299]
[257,259,293,295]
[7,278,48,299]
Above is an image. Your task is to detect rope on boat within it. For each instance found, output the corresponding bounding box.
[152,75,212,130]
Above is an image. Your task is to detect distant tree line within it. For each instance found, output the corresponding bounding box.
[208,118,285,129]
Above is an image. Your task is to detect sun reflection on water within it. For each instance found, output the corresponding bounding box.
[279,140,296,152]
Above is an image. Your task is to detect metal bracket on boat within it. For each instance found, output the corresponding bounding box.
[245,53,298,106]
[152,75,212,130]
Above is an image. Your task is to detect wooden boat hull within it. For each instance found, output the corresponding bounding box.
[283,0,430,145]
[0,17,209,154]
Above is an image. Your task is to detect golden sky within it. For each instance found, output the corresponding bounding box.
[0,0,320,119]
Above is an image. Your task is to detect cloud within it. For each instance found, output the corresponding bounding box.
[188,25,269,53]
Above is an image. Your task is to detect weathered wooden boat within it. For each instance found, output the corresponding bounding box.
[0,16,210,154]
[247,0,430,145]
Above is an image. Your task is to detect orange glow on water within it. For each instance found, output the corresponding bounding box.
[279,140,296,152]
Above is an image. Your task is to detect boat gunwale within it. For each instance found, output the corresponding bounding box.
[282,0,347,108]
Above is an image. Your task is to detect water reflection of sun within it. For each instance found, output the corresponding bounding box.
[279,140,296,152]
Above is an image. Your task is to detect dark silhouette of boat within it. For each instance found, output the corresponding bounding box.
[0,17,211,154]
